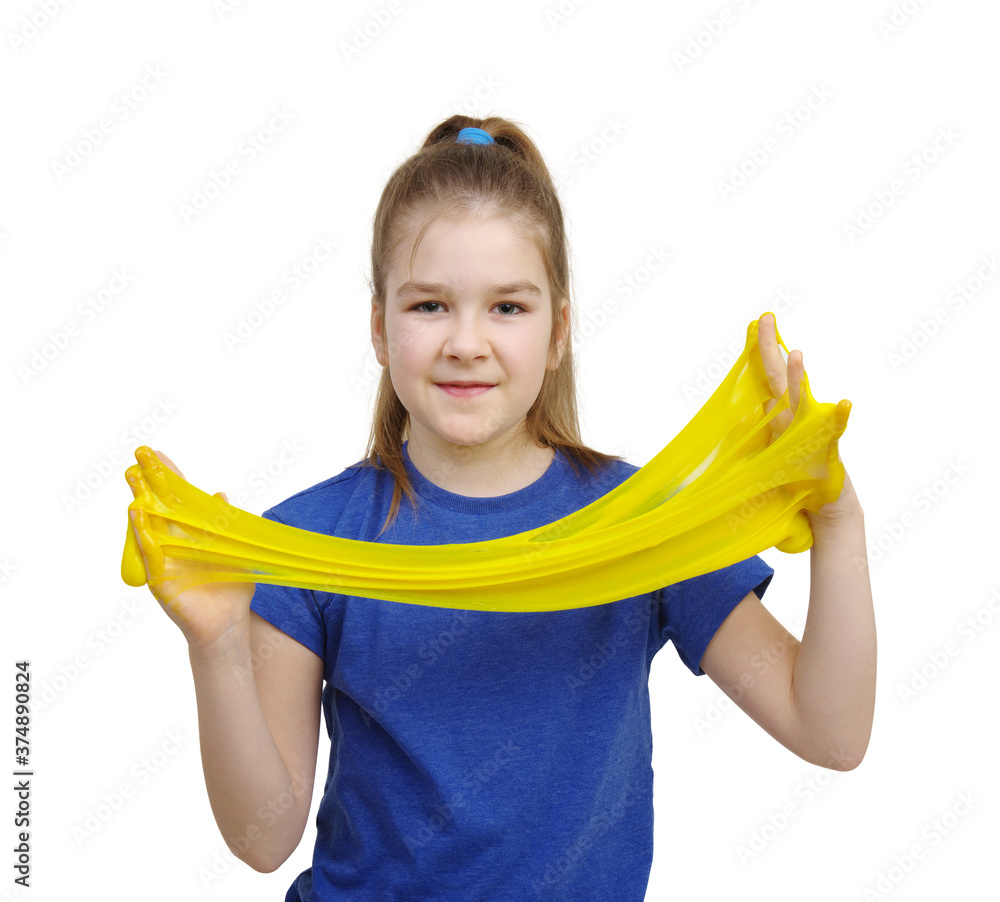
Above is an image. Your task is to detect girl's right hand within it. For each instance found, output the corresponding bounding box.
[126,449,256,656]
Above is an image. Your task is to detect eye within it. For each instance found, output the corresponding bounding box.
[494,302,524,316]
[412,301,443,313]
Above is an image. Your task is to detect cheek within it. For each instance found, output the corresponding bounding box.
[385,323,436,375]
[381,315,413,360]
[531,331,557,374]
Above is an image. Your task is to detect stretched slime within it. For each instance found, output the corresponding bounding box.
[121,315,850,612]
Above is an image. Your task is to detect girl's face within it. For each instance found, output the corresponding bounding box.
[372,211,568,460]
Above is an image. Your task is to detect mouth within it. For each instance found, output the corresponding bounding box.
[435,382,496,397]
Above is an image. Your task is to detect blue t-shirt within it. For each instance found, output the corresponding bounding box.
[250,443,773,901]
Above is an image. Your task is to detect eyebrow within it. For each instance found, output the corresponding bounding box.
[394,280,543,299]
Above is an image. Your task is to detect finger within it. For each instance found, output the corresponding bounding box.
[136,447,179,504]
[757,313,788,408]
[215,491,229,504]
[128,455,189,542]
[122,518,148,587]
[124,464,156,587]
[787,349,803,414]
[124,463,148,501]
[833,398,851,439]
[152,448,186,480]
[128,506,167,594]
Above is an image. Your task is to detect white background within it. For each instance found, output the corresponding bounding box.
[3,0,998,899]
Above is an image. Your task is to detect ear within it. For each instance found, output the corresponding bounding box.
[547,297,570,371]
[371,296,388,367]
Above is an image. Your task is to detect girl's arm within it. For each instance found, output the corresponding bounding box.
[699,315,875,769]
[127,452,323,871]
[188,612,323,872]
[700,471,876,770]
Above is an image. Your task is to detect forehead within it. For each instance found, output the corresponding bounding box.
[390,211,548,288]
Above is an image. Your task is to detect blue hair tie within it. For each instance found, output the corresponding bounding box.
[456,127,494,146]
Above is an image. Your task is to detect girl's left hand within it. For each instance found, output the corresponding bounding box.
[756,312,861,529]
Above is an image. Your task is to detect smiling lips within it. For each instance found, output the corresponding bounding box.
[436,381,496,398]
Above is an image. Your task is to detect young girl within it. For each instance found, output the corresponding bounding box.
[132,115,876,900]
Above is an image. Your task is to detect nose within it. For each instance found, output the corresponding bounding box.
[442,309,491,361]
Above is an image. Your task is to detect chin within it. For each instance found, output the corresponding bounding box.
[440,434,496,450]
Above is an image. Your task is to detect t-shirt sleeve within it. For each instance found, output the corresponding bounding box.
[658,554,774,676]
[248,510,328,662]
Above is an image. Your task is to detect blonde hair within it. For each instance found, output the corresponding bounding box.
[365,114,620,530]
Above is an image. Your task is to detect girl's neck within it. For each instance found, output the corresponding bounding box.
[405,437,556,498]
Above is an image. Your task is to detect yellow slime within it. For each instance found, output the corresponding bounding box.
[121,314,850,612]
